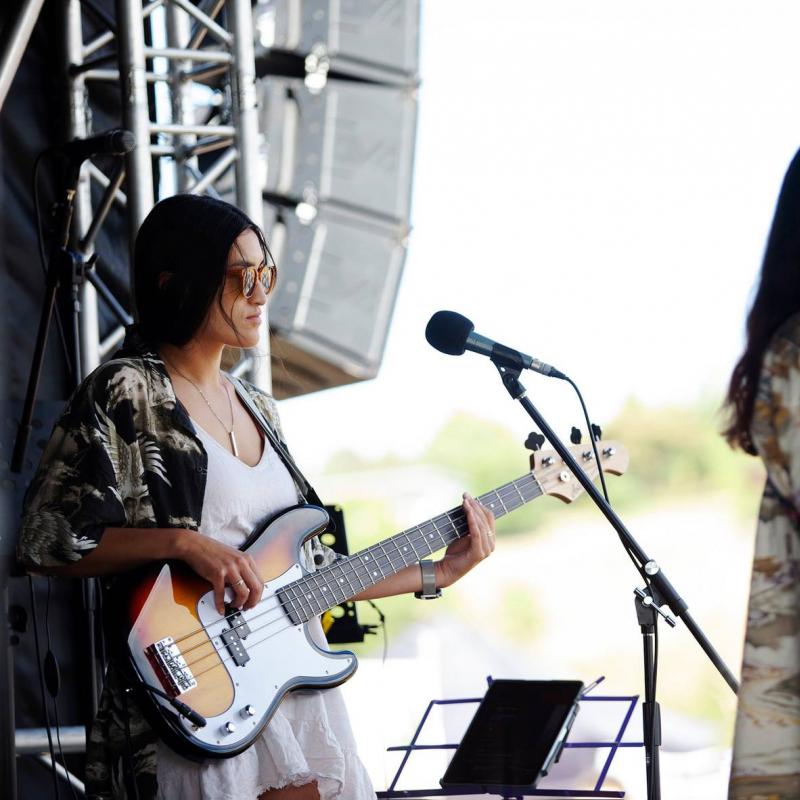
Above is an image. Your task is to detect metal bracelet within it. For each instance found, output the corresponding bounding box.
[414,559,442,600]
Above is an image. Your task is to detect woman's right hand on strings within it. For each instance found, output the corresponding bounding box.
[32,526,263,615]
[175,531,264,614]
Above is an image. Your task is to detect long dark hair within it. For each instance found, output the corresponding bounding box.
[134,194,271,347]
[725,148,800,453]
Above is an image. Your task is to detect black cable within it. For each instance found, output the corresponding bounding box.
[365,600,387,665]
[138,682,207,728]
[564,375,610,503]
[28,577,60,800]
[33,151,74,379]
[44,579,79,800]
[121,687,141,800]
[562,374,649,584]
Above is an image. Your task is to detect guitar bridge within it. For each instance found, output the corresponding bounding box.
[145,636,198,698]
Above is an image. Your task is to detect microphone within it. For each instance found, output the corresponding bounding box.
[425,310,566,379]
[51,129,136,164]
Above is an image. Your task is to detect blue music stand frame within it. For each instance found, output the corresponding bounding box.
[377,677,643,800]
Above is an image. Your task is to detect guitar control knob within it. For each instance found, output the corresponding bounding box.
[222,721,237,735]
[241,705,256,718]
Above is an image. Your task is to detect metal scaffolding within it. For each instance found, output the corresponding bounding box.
[68,0,270,385]
[2,2,269,795]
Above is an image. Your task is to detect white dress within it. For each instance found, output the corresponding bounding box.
[156,422,376,800]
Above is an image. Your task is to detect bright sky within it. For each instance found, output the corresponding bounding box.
[279,0,800,474]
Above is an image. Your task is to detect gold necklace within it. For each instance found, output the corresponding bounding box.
[166,361,239,457]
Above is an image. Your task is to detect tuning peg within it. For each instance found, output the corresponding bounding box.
[570,427,582,444]
[591,423,602,441]
[524,432,546,452]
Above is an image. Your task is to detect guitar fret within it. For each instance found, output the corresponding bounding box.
[377,542,392,576]
[279,460,588,618]
[496,491,510,514]
[367,546,386,582]
[482,491,500,516]
[342,565,357,597]
[410,525,428,558]
[435,517,452,550]
[281,586,303,623]
[399,533,415,566]
[287,583,314,623]
[303,576,325,616]
[320,565,342,606]
[351,559,368,590]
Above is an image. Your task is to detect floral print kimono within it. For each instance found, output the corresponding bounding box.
[16,326,334,799]
[729,315,800,800]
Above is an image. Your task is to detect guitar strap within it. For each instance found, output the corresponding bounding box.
[229,375,327,511]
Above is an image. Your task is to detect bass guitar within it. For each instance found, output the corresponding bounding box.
[111,440,628,759]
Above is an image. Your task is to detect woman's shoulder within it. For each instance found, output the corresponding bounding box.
[70,353,172,417]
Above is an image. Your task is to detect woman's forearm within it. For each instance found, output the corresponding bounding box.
[40,527,188,578]
[40,527,265,613]
[349,561,447,601]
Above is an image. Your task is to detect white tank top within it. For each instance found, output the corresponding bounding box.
[192,419,300,546]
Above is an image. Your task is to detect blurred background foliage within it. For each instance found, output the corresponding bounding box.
[322,398,764,657]
[325,398,765,538]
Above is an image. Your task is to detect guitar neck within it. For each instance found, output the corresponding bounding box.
[281,472,543,621]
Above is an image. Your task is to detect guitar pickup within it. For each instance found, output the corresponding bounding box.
[225,607,252,640]
[145,636,198,698]
[220,627,250,667]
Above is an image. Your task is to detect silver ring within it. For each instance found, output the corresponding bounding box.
[231,578,246,587]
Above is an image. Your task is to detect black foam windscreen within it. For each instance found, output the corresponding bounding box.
[425,310,475,356]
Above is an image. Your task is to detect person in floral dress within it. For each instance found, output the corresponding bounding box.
[725,150,800,800]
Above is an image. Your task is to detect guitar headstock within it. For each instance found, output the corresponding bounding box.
[530,440,629,503]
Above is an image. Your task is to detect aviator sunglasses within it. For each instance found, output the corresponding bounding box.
[240,263,278,298]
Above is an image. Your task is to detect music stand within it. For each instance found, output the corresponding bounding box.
[378,676,643,799]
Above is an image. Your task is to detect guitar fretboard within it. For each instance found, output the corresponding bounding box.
[277,471,543,624]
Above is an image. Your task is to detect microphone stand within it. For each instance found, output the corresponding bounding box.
[11,156,111,731]
[490,356,739,800]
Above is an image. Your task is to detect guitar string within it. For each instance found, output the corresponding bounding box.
[169,478,544,671]
[168,475,542,656]
[171,476,541,660]
[177,510,480,668]
[150,459,611,718]
[179,481,544,676]
[187,516,478,680]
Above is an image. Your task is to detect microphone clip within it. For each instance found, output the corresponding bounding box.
[493,359,526,401]
[490,342,527,372]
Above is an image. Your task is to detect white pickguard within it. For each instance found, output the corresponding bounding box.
[129,561,357,753]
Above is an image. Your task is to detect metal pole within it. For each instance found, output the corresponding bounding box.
[229,0,271,390]
[0,0,46,113]
[166,0,196,193]
[64,5,108,741]
[67,0,101,376]
[116,0,155,288]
